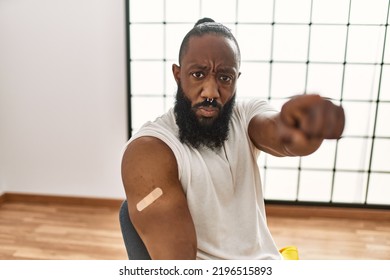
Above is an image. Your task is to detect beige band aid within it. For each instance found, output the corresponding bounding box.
[136,187,163,212]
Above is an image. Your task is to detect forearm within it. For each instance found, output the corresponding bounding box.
[249,113,323,157]
[248,113,288,157]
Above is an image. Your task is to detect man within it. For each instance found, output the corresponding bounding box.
[121,18,345,260]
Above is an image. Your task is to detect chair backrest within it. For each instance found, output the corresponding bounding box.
[119,200,151,260]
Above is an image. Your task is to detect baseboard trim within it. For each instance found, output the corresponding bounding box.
[266,203,390,221]
[0,193,6,206]
[1,192,388,220]
[0,192,123,208]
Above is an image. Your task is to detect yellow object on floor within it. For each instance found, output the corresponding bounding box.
[279,246,299,260]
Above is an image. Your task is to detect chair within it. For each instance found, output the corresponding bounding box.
[119,200,151,260]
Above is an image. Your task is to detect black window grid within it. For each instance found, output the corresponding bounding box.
[126,0,390,208]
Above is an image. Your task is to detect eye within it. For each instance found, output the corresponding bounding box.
[219,75,232,83]
[191,72,205,79]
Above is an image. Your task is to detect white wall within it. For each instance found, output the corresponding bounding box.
[0,0,128,199]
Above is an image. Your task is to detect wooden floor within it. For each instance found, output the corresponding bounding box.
[268,215,390,260]
[0,198,389,260]
[0,200,127,260]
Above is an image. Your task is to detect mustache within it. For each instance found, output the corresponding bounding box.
[193,98,222,109]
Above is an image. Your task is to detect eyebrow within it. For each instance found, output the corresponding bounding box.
[187,64,208,71]
[218,67,237,74]
[187,64,238,74]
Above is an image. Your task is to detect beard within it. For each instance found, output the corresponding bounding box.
[174,83,235,150]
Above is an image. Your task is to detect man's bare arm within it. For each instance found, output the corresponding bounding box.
[121,136,197,259]
[248,94,345,157]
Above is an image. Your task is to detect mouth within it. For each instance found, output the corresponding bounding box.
[196,106,220,118]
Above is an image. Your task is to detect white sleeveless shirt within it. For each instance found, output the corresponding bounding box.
[126,99,282,260]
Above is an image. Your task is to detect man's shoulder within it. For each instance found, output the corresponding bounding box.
[140,109,177,134]
[232,98,269,119]
[234,98,270,110]
[233,98,278,119]
[129,109,179,145]
[123,136,177,173]
[124,109,184,171]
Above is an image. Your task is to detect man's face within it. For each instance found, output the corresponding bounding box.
[172,34,241,149]
[174,83,235,149]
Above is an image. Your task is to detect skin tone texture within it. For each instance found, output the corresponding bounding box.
[121,34,345,259]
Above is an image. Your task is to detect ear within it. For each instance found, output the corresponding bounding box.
[172,64,181,84]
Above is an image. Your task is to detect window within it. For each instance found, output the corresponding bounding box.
[127,0,390,207]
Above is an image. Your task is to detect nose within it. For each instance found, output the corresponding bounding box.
[200,76,220,100]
